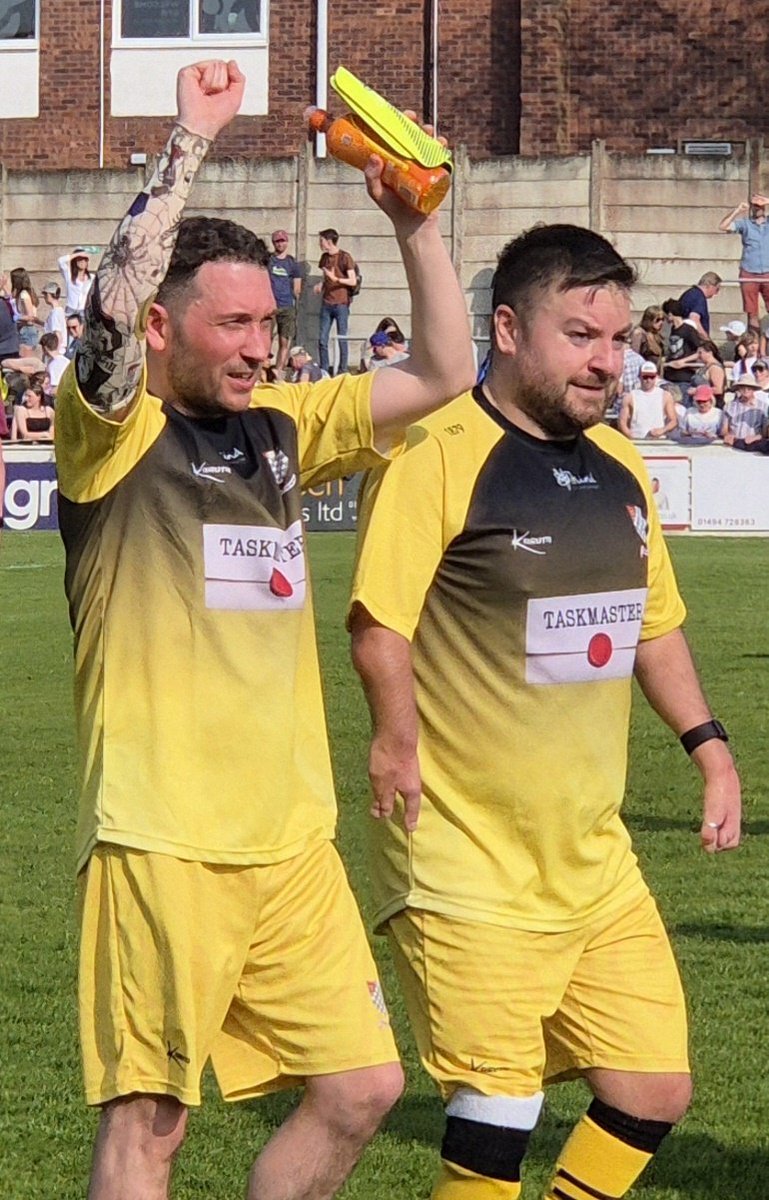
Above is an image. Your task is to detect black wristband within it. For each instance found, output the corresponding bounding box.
[680,719,728,755]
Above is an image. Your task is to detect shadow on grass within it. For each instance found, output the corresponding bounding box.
[672,921,769,944]
[626,815,769,837]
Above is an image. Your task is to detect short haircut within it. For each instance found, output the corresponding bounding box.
[319,228,339,244]
[491,224,636,321]
[40,332,59,354]
[698,271,722,287]
[662,298,683,318]
[156,216,270,310]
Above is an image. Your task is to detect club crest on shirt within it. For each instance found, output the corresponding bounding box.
[263,448,297,494]
[626,504,650,557]
[367,979,391,1029]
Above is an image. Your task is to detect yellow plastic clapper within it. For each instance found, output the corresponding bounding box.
[330,66,453,172]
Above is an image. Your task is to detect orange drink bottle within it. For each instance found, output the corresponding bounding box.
[307,108,451,215]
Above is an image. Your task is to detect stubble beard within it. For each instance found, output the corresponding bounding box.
[165,330,226,418]
[514,361,617,439]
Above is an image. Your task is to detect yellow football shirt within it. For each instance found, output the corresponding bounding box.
[57,368,385,871]
[351,388,686,932]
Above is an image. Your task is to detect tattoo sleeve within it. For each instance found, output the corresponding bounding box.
[77,124,212,414]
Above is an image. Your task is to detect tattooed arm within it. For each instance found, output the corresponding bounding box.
[77,60,246,419]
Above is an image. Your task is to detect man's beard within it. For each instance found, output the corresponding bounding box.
[514,363,617,439]
[165,333,224,417]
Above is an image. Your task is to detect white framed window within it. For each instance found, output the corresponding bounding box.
[110,0,269,117]
[0,0,38,45]
[0,0,39,118]
[116,0,266,46]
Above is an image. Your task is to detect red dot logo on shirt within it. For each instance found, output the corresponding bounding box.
[587,632,613,668]
[269,569,294,598]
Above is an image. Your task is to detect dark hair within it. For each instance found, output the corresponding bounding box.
[374,317,406,343]
[491,224,636,318]
[70,252,92,282]
[10,267,38,307]
[662,298,683,318]
[319,228,339,244]
[156,216,270,310]
[698,339,723,363]
[40,332,59,355]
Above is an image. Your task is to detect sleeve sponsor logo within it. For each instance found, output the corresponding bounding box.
[525,587,648,684]
[203,520,306,611]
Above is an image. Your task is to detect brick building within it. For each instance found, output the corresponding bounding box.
[0,1,765,170]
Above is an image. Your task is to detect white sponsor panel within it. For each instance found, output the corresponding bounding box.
[203,521,306,611]
[640,454,691,530]
[526,587,648,685]
[690,451,769,532]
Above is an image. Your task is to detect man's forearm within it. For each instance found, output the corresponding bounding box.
[395,218,475,393]
[351,609,419,749]
[78,124,212,414]
[634,628,715,734]
[350,606,423,829]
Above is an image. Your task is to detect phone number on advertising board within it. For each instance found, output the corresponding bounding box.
[694,517,757,528]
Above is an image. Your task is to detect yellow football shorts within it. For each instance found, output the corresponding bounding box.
[388,891,689,1100]
[78,840,398,1107]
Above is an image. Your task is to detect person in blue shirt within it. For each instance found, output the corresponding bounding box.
[268,229,303,376]
[678,272,721,337]
[719,194,769,335]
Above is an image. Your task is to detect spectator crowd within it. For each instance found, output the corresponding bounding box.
[5,199,769,456]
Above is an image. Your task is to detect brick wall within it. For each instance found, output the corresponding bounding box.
[521,0,769,155]
[0,2,767,169]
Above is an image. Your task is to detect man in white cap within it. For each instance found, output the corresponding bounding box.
[724,373,769,448]
[618,361,679,439]
[717,318,746,364]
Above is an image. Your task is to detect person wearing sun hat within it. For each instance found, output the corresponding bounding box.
[57,247,94,315]
[724,372,769,447]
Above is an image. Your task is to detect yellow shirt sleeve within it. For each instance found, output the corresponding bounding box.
[254,371,393,488]
[55,365,165,503]
[350,424,447,641]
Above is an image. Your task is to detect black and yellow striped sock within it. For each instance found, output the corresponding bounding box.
[544,1099,672,1199]
[433,1160,522,1198]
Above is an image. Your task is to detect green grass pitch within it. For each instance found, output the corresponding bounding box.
[1,531,768,1198]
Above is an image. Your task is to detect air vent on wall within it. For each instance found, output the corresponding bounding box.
[682,141,732,157]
